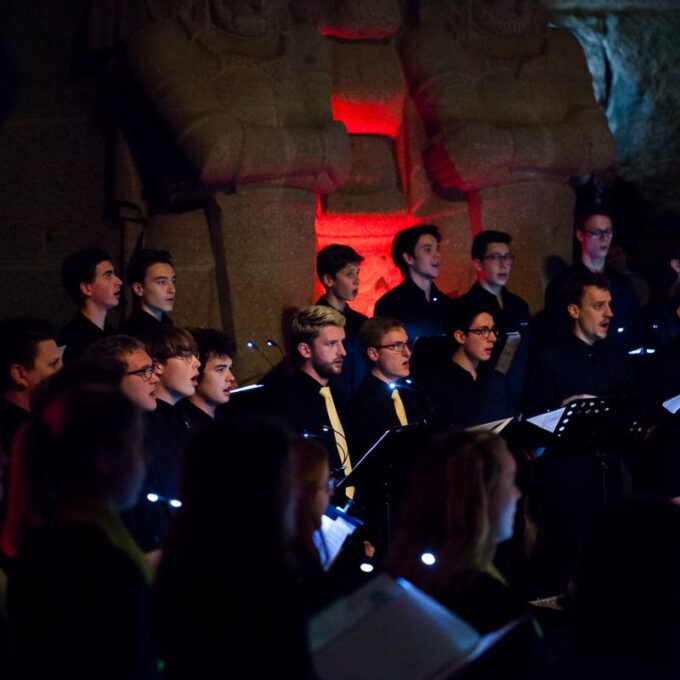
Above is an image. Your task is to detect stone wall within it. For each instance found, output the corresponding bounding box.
[547,1,680,217]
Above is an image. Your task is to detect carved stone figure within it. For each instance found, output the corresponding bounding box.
[124,0,350,377]
[400,0,616,309]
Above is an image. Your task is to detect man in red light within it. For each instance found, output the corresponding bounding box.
[316,244,368,399]
[374,224,455,375]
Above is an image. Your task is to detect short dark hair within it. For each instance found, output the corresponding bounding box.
[60,248,112,304]
[30,356,127,414]
[471,230,512,260]
[0,317,57,392]
[450,299,496,336]
[561,271,611,307]
[86,335,145,363]
[27,385,143,512]
[316,245,364,283]
[392,225,441,275]
[127,248,174,287]
[574,206,613,234]
[188,328,236,379]
[144,326,198,363]
[359,316,406,353]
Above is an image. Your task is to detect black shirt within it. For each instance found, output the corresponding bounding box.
[458,282,531,414]
[180,399,214,431]
[122,399,191,551]
[316,295,368,401]
[120,308,173,339]
[524,334,635,414]
[351,374,429,455]
[423,361,510,427]
[276,369,351,471]
[374,277,455,342]
[636,334,680,403]
[58,313,112,363]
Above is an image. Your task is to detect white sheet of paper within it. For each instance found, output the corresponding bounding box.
[527,407,566,433]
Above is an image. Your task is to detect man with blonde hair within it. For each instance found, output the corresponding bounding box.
[278,305,351,478]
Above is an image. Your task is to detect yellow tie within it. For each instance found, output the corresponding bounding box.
[391,388,409,426]
[319,386,353,499]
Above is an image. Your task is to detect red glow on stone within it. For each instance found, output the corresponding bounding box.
[314,211,424,316]
[332,97,402,138]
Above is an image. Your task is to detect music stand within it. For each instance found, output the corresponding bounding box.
[527,395,657,501]
[336,423,430,553]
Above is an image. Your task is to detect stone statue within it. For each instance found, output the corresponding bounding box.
[124,0,350,377]
[400,0,616,309]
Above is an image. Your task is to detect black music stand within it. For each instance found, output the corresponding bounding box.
[528,395,657,500]
[337,423,430,554]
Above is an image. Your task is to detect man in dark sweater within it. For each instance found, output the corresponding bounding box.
[122,326,200,555]
[121,248,176,338]
[458,230,531,414]
[351,316,426,455]
[374,224,456,353]
[543,209,639,348]
[58,248,122,362]
[276,306,351,478]
[526,271,634,414]
[315,244,367,400]
[0,317,63,524]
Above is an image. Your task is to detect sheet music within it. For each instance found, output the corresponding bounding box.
[317,512,357,571]
[663,393,680,414]
[466,417,514,434]
[494,332,521,375]
[311,575,520,680]
[526,407,565,433]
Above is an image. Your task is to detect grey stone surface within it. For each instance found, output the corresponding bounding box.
[552,8,680,214]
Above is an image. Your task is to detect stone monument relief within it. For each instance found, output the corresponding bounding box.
[123,0,350,378]
[399,0,616,310]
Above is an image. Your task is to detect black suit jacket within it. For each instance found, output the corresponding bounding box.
[351,374,428,455]
[276,370,351,471]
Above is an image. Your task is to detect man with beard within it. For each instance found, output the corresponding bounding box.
[277,306,350,478]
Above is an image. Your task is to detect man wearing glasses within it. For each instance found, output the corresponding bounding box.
[351,316,426,455]
[423,299,509,427]
[87,335,160,412]
[458,230,531,414]
[125,327,200,555]
[544,209,639,347]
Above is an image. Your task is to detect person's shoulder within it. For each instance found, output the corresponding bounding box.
[58,314,82,340]
[344,304,368,324]
[374,281,407,312]
[503,288,530,312]
[353,373,385,400]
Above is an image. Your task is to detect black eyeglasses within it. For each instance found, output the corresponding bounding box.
[377,341,412,353]
[466,326,499,339]
[125,362,159,382]
[482,253,514,264]
[584,228,613,240]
